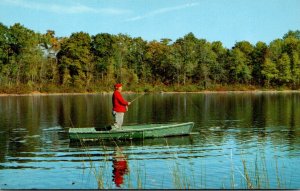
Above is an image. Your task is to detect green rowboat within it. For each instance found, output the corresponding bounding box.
[69,122,194,141]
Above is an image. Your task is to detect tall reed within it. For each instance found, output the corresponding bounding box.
[76,137,288,189]
[79,139,112,189]
[236,146,287,189]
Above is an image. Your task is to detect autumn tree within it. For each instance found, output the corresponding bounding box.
[145,40,173,84]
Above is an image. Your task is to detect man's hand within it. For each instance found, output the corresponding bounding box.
[128,102,131,105]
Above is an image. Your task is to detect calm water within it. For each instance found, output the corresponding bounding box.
[0,92,300,189]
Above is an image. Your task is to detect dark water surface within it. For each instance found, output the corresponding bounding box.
[0,92,300,189]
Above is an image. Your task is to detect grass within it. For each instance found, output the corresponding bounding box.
[1,82,299,94]
[163,138,196,189]
[76,137,290,189]
[171,161,197,189]
[78,139,111,189]
[235,147,289,189]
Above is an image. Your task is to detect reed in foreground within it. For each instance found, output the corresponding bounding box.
[78,138,289,189]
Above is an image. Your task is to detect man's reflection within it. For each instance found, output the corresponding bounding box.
[112,147,129,187]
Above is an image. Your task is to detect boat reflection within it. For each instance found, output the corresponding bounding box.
[69,135,194,148]
[112,147,128,187]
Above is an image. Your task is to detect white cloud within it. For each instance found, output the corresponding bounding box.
[1,0,130,15]
[126,2,200,22]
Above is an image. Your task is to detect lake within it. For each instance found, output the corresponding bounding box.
[0,92,300,189]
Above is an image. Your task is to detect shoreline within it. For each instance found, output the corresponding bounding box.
[1,89,300,96]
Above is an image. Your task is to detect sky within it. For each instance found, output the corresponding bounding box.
[0,0,300,48]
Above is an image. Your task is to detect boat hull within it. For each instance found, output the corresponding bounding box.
[69,122,194,141]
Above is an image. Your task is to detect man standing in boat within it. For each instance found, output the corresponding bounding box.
[112,83,131,131]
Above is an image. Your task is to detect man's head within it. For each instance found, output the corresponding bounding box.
[114,83,123,91]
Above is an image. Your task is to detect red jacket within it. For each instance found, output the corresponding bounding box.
[112,90,129,112]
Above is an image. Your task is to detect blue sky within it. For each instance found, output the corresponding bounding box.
[0,0,299,48]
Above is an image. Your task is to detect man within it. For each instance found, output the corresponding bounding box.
[112,83,131,130]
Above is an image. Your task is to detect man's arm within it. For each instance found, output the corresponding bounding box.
[116,92,129,106]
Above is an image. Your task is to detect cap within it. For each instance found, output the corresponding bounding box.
[114,83,122,89]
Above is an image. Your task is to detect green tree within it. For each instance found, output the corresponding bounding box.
[0,23,9,85]
[252,41,268,85]
[132,37,148,82]
[0,23,9,65]
[282,31,300,88]
[277,53,292,85]
[112,34,131,84]
[124,37,147,84]
[57,32,94,88]
[283,36,299,57]
[232,41,254,83]
[283,30,300,40]
[261,58,278,86]
[172,33,198,85]
[227,48,251,84]
[211,41,228,84]
[6,23,44,86]
[291,52,300,87]
[268,39,284,61]
[91,33,116,82]
[193,39,219,88]
[170,43,184,86]
[39,30,61,84]
[2,22,300,92]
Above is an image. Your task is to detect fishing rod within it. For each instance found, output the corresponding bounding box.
[130,93,145,103]
[126,93,145,111]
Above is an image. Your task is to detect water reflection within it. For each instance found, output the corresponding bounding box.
[0,93,300,189]
[112,147,129,187]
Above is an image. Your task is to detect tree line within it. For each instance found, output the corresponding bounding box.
[0,22,300,93]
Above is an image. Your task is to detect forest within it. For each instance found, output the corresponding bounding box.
[0,22,300,93]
